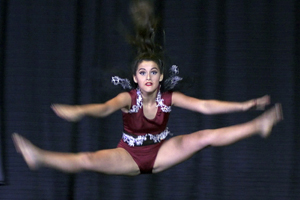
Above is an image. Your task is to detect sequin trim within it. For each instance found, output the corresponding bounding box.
[164,65,183,90]
[111,76,132,89]
[128,88,171,113]
[128,89,143,113]
[122,128,170,147]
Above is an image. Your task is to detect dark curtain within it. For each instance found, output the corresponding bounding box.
[0,0,299,199]
[0,0,7,185]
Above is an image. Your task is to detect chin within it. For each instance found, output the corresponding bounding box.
[141,86,158,93]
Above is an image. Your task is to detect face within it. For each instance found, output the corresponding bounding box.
[133,60,163,93]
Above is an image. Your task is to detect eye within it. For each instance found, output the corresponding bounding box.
[139,71,146,75]
[151,71,158,75]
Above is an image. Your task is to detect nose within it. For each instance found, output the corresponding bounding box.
[146,73,151,80]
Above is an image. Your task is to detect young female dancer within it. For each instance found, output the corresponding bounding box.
[12,0,282,176]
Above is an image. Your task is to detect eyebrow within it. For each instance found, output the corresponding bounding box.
[138,67,158,71]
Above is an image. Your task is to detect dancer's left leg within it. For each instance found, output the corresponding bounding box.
[152,104,282,173]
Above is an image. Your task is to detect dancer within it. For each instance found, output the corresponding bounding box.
[12,0,282,176]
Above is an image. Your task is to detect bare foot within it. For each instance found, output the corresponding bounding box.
[257,103,283,138]
[12,133,41,170]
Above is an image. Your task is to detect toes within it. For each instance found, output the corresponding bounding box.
[259,103,283,138]
[11,133,39,170]
[12,133,22,153]
[274,103,283,122]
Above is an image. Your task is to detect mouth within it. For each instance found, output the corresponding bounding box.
[145,82,153,86]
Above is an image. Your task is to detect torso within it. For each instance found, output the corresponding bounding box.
[122,88,173,135]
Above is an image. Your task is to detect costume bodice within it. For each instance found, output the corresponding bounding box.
[122,88,173,135]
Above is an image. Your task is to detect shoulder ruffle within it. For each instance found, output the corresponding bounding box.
[164,65,183,90]
[111,76,132,89]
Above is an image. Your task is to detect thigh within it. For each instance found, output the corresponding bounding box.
[83,147,140,176]
[152,130,211,173]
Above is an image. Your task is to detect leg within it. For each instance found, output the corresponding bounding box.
[153,104,282,173]
[12,133,140,176]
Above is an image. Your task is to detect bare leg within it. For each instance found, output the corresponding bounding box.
[12,133,140,176]
[153,104,283,173]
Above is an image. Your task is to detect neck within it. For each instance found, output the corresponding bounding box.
[139,88,159,105]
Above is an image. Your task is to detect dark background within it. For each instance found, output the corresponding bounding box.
[0,0,299,199]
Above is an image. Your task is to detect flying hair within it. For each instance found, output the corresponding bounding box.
[129,0,164,75]
[112,0,182,91]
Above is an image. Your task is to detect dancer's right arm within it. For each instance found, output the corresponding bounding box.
[51,92,131,122]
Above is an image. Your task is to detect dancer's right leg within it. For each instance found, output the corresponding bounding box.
[12,133,140,176]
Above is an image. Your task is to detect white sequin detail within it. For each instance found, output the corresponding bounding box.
[122,128,170,147]
[171,65,179,74]
[111,76,132,89]
[128,88,171,113]
[128,89,143,113]
[164,65,183,90]
[156,90,172,113]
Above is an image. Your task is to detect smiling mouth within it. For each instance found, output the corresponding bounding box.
[145,82,153,86]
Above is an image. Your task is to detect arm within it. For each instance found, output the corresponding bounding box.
[172,91,270,115]
[51,92,131,122]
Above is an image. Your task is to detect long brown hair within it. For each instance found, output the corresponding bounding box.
[129,0,164,76]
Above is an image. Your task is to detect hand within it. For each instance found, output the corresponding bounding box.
[51,104,83,122]
[252,95,270,110]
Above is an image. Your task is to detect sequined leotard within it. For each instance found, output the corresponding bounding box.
[117,88,173,174]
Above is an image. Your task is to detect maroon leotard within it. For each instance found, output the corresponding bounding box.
[117,88,173,174]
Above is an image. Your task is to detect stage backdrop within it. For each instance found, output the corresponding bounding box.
[0,0,299,199]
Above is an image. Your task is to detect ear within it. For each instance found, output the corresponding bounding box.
[133,75,137,83]
[159,74,164,82]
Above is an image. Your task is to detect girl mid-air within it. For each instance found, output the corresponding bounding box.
[12,0,282,176]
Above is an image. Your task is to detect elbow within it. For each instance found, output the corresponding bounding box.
[197,102,214,115]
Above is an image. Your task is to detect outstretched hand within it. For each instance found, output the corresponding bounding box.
[252,95,271,110]
[51,104,83,122]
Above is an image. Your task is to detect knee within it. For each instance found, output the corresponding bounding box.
[189,129,214,148]
[173,130,214,154]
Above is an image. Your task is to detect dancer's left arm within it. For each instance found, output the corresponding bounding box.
[172,92,270,115]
